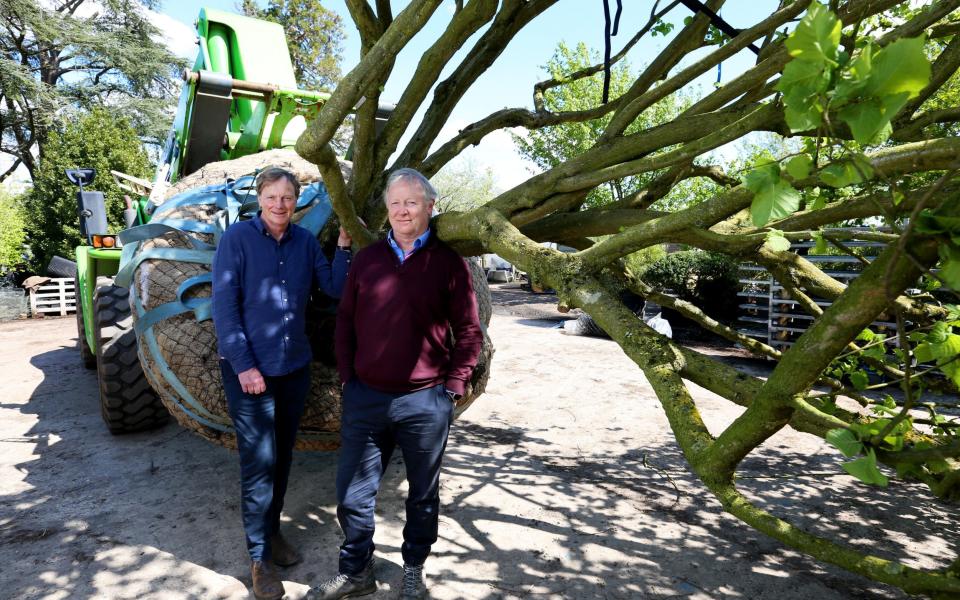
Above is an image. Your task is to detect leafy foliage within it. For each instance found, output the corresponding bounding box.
[0,187,27,274]
[241,0,345,91]
[0,0,184,181]
[23,109,151,272]
[641,251,739,322]
[746,2,930,233]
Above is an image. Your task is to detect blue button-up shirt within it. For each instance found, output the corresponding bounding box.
[212,215,350,376]
[387,228,431,263]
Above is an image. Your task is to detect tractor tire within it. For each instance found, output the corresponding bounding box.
[47,255,77,279]
[75,276,96,369]
[93,276,168,433]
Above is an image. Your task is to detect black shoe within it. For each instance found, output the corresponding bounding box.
[399,563,426,600]
[309,559,376,600]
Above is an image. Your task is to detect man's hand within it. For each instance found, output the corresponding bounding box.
[337,226,352,248]
[238,367,266,395]
[337,218,365,248]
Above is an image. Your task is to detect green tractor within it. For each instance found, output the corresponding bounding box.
[71,8,391,435]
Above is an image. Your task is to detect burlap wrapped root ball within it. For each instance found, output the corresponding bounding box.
[130,149,494,450]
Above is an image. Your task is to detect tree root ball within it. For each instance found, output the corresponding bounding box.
[130,149,494,450]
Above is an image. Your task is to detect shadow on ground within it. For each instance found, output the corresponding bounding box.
[1,320,958,599]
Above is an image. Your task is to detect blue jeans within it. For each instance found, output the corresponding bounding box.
[221,360,310,562]
[336,379,454,574]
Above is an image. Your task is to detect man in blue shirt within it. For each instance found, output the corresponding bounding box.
[212,167,353,600]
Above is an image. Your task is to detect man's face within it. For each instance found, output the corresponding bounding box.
[386,179,434,240]
[258,178,297,232]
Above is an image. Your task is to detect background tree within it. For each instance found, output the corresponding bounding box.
[240,0,345,91]
[513,41,690,208]
[24,108,150,271]
[0,185,26,275]
[430,156,499,212]
[0,0,183,183]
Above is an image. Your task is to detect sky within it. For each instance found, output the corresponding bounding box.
[1,0,781,190]
[154,0,782,190]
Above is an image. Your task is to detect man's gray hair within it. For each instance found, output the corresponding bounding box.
[384,168,438,204]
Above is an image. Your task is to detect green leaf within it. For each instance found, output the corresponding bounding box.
[809,188,826,211]
[751,180,802,227]
[743,164,780,192]
[834,43,874,102]
[776,60,830,132]
[927,458,950,475]
[783,95,825,132]
[896,461,923,479]
[849,370,869,390]
[826,428,862,458]
[837,95,905,145]
[869,36,931,100]
[786,2,841,65]
[927,321,951,344]
[942,361,960,387]
[842,449,889,486]
[947,305,960,321]
[915,343,935,363]
[764,229,791,252]
[821,160,872,188]
[745,165,801,226]
[812,231,828,254]
[915,211,960,244]
[939,246,960,290]
[785,154,813,180]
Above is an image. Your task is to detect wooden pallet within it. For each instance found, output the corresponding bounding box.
[29,277,76,317]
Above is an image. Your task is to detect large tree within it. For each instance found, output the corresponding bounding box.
[240,0,346,91]
[24,108,151,271]
[272,0,960,594]
[0,0,183,182]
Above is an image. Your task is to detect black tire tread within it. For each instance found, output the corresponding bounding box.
[94,276,168,433]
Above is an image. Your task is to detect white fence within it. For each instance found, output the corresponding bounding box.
[29,277,76,317]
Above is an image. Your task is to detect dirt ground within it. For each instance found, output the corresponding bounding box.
[2,283,958,599]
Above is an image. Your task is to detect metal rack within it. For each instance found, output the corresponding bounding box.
[737,234,890,353]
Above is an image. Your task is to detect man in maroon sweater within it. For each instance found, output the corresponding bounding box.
[311,168,483,600]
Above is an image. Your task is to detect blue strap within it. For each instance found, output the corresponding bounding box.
[133,296,209,337]
[130,284,233,430]
[119,222,213,249]
[296,183,333,236]
[117,246,213,289]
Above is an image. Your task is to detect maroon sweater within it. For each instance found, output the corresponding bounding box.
[335,232,483,395]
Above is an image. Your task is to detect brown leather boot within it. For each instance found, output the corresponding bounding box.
[251,560,285,600]
[270,531,303,567]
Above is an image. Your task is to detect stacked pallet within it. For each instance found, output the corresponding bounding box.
[28,277,76,317]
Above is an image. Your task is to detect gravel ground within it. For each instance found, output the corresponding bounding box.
[1,292,957,599]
